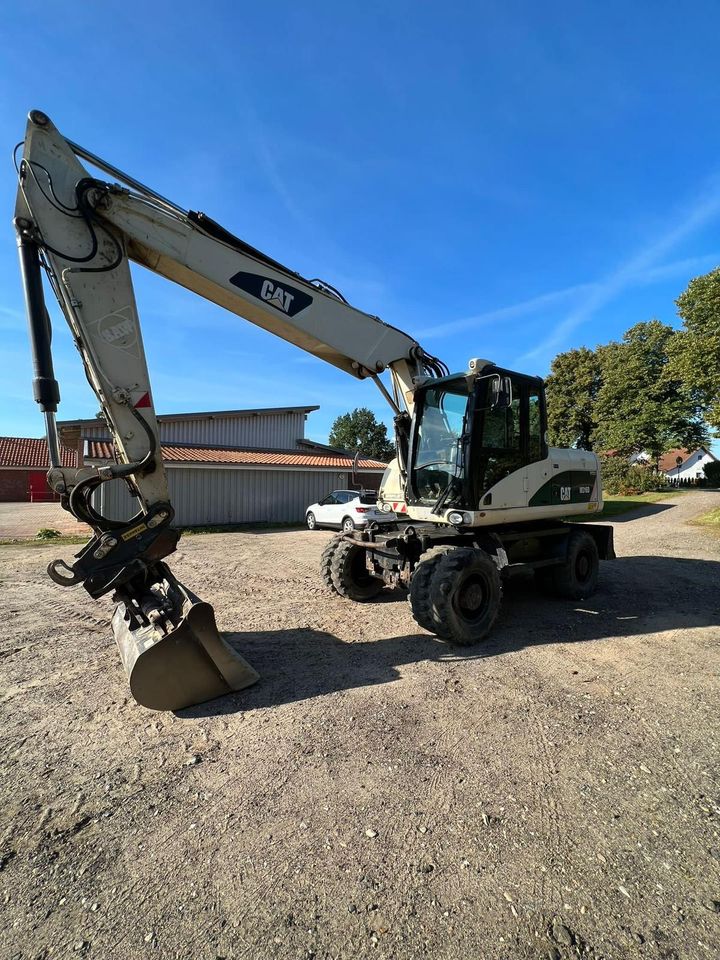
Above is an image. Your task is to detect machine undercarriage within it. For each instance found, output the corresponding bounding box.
[323,519,615,646]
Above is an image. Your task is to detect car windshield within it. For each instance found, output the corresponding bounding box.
[414,382,469,502]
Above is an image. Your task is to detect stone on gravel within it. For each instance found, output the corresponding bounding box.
[551,919,573,946]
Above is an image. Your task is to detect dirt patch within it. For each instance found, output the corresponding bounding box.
[1,492,719,959]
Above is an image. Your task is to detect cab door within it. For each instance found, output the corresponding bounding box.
[472,373,544,509]
[523,381,549,505]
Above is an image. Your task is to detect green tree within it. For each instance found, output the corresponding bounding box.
[328,407,395,461]
[592,320,707,463]
[545,346,604,449]
[704,460,720,486]
[670,266,720,431]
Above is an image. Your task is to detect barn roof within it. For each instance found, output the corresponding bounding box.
[58,405,319,429]
[0,437,78,469]
[86,440,388,471]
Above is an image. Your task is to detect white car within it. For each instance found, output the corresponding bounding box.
[305,490,392,533]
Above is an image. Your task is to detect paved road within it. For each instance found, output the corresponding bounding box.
[0,501,90,538]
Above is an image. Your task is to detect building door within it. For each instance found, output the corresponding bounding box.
[28,471,55,502]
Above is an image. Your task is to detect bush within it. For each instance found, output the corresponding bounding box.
[36,528,61,540]
[598,455,659,495]
[703,460,720,486]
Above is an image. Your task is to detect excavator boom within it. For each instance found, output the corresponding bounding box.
[13,110,609,709]
[12,110,438,710]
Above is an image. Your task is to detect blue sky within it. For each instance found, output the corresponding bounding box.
[2,1,720,451]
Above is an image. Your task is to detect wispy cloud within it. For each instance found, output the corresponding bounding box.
[0,305,25,331]
[419,251,720,348]
[520,179,720,361]
[416,282,594,338]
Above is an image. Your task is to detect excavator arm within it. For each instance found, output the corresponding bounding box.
[13,110,446,710]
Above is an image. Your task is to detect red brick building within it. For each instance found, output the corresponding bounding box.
[0,438,78,502]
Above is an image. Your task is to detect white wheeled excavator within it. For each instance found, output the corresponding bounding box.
[13,110,614,711]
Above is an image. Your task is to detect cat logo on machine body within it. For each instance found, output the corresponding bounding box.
[229,271,313,317]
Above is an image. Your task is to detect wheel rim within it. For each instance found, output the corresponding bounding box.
[575,550,591,582]
[307,513,315,529]
[343,519,354,533]
[454,573,488,622]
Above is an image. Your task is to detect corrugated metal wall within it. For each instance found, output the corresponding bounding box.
[80,412,306,449]
[159,412,307,447]
[96,467,353,526]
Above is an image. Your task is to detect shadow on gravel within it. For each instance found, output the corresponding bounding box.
[597,501,677,522]
[178,554,720,717]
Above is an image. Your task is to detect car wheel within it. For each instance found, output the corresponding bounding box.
[341,517,355,534]
[306,511,317,530]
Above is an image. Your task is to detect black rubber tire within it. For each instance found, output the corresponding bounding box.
[408,547,454,632]
[429,548,502,645]
[320,534,344,593]
[306,511,317,530]
[330,540,383,601]
[341,516,356,534]
[548,529,599,599]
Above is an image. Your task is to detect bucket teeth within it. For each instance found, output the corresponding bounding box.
[112,579,259,711]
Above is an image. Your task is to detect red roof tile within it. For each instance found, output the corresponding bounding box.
[658,448,689,472]
[87,441,388,470]
[0,436,78,469]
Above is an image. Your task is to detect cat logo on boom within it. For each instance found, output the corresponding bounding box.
[260,279,294,314]
[228,271,313,318]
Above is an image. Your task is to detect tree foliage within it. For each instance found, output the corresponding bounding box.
[591,320,707,462]
[670,266,720,430]
[328,407,395,461]
[704,459,720,486]
[545,347,603,449]
[597,455,659,495]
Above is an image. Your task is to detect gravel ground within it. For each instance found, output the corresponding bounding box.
[0,491,719,960]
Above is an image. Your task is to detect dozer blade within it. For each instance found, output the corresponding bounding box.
[112,584,259,711]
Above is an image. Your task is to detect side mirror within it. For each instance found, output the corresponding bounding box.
[490,375,512,409]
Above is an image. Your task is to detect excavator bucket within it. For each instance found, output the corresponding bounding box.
[112,581,259,711]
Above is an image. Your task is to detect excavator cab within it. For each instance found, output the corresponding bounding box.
[407,367,522,510]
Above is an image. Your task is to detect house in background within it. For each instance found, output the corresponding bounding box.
[658,446,717,483]
[0,437,78,502]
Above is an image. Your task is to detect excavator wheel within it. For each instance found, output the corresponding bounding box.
[320,534,344,593]
[543,529,599,600]
[428,547,502,645]
[408,546,454,633]
[330,539,384,601]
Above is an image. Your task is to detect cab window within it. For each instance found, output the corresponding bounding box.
[476,376,524,491]
[527,389,543,462]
